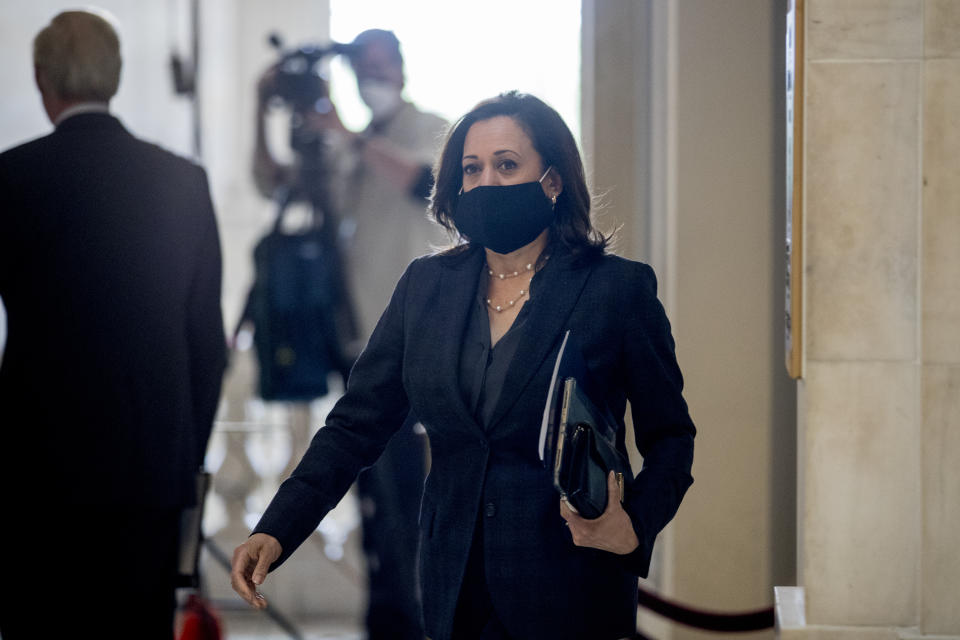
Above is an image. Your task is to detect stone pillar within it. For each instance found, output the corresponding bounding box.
[919,0,960,635]
[781,1,960,637]
[583,2,796,639]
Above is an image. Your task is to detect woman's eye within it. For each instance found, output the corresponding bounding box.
[462,164,478,175]
[498,159,517,171]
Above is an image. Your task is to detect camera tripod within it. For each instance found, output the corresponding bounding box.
[238,127,359,401]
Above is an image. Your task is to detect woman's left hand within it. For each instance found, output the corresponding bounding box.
[560,471,640,555]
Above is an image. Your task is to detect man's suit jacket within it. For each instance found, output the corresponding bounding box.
[255,243,695,640]
[0,113,226,511]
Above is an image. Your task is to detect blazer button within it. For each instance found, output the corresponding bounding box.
[484,502,496,518]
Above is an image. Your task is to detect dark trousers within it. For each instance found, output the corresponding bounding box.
[356,416,428,640]
[0,505,181,640]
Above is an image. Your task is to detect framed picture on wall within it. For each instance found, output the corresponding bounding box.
[785,0,804,379]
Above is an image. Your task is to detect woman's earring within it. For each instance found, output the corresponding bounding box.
[551,194,558,206]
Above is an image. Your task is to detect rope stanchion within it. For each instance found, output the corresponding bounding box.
[634,583,775,633]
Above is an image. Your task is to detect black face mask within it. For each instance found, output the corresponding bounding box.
[451,168,555,255]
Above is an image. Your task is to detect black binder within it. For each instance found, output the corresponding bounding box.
[539,331,632,519]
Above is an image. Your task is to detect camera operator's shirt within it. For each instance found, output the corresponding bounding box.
[338,101,449,342]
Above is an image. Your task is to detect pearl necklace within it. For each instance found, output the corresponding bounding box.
[487,262,534,280]
[486,273,533,313]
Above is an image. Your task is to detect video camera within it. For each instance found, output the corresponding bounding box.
[266,33,358,113]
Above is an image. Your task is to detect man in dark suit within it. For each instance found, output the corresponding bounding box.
[0,10,226,638]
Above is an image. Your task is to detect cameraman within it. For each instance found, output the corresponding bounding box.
[252,28,447,640]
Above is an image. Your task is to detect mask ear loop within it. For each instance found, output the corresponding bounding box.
[539,166,558,206]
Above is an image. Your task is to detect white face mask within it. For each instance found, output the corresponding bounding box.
[358,79,402,121]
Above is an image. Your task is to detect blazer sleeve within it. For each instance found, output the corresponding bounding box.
[619,263,696,576]
[0,155,15,298]
[186,168,227,460]
[253,260,415,568]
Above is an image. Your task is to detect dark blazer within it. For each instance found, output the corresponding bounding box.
[0,113,226,510]
[255,243,695,640]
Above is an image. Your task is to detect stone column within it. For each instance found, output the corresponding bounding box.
[780,1,960,637]
[583,3,796,639]
[919,1,960,635]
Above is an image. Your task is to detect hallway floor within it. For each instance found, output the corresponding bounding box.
[211,607,361,640]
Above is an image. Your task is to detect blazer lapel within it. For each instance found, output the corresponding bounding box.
[419,246,487,433]
[485,250,593,431]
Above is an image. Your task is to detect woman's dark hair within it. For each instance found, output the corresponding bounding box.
[430,91,609,257]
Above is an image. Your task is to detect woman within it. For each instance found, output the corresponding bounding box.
[231,91,696,640]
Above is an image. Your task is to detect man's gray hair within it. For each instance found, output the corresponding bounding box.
[33,10,122,103]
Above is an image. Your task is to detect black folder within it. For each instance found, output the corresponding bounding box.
[539,331,632,519]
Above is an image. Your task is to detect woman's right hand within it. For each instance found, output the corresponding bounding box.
[230,533,282,609]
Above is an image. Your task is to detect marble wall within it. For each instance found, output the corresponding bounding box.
[797,0,960,636]
[920,2,960,634]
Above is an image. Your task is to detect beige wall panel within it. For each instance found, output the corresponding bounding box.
[802,361,919,626]
[925,0,960,58]
[585,2,797,636]
[922,59,960,364]
[805,62,919,362]
[806,0,923,60]
[921,365,960,635]
[668,3,787,634]
[583,1,643,259]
